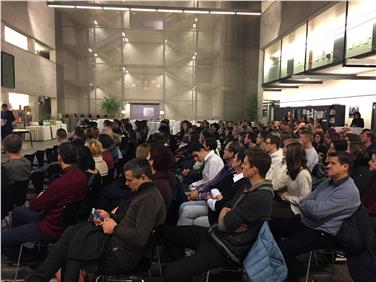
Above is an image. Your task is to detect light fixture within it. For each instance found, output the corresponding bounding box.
[193,23,197,29]
[125,70,129,74]
[94,20,98,25]
[130,7,157,12]
[94,53,98,57]
[88,48,93,53]
[103,7,129,11]
[121,32,126,37]
[195,17,198,22]
[122,67,126,71]
[76,6,102,10]
[192,55,196,60]
[124,37,129,42]
[184,10,209,14]
[194,51,197,56]
[236,11,261,15]
[210,11,236,15]
[48,4,75,8]
[164,39,167,43]
[89,83,93,86]
[157,9,183,13]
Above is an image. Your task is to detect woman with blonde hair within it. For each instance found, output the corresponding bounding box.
[86,139,108,177]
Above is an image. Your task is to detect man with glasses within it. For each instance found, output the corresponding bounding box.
[264,134,285,188]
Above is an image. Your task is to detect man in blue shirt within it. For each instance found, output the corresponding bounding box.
[279,151,360,281]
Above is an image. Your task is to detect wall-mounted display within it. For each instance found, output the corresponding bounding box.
[263,40,281,83]
[306,2,346,70]
[345,0,376,65]
[281,24,306,78]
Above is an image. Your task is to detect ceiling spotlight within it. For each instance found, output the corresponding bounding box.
[122,67,126,71]
[88,48,93,53]
[192,55,196,60]
[125,70,129,74]
[89,83,93,86]
[193,23,197,29]
[94,20,98,25]
[195,17,198,22]
[94,53,98,57]
[194,51,197,56]
[164,39,167,43]
[121,32,126,37]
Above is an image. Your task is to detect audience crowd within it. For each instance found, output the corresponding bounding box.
[1,116,376,282]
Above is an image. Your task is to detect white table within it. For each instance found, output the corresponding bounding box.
[25,125,52,141]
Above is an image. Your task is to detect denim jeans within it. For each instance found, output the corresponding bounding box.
[2,207,50,259]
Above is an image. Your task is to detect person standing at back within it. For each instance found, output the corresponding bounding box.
[1,103,15,141]
[299,130,318,172]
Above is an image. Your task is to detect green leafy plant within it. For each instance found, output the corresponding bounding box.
[101,96,120,117]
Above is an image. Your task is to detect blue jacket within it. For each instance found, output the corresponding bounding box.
[243,222,287,282]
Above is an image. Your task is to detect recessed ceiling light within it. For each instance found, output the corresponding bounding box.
[193,23,197,28]
[124,37,129,42]
[122,32,126,37]
[89,83,93,86]
[94,20,98,25]
[94,53,98,57]
[88,48,93,53]
[195,17,198,22]
[164,39,167,43]
[122,67,126,71]
[192,55,196,60]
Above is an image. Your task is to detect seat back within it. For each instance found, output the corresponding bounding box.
[30,170,46,194]
[62,202,83,227]
[35,150,45,167]
[24,153,35,166]
[10,180,30,207]
[45,148,54,164]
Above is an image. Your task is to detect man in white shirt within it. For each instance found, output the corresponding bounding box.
[189,139,224,189]
[263,133,288,190]
[300,130,318,172]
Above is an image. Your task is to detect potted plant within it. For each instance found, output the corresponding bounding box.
[101,96,120,118]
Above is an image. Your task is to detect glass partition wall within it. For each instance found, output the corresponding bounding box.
[58,6,249,121]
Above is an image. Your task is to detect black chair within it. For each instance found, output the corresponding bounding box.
[24,153,35,166]
[45,148,54,164]
[52,145,59,162]
[30,170,46,194]
[10,179,30,207]
[94,227,163,282]
[35,150,45,167]
[103,168,115,185]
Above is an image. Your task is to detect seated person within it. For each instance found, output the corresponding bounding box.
[25,159,166,282]
[1,142,88,261]
[86,139,109,177]
[98,133,117,167]
[177,139,225,227]
[362,151,376,233]
[207,149,249,225]
[163,149,273,282]
[270,141,312,240]
[264,133,284,183]
[188,138,224,190]
[2,134,32,216]
[56,128,68,144]
[279,151,360,281]
[1,134,31,184]
[70,127,85,146]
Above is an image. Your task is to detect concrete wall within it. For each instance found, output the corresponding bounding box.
[1,1,57,121]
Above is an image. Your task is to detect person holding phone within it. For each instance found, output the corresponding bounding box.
[26,158,166,282]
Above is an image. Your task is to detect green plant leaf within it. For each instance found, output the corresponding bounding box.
[101,96,120,117]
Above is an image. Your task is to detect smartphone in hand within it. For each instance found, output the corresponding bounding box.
[92,208,104,222]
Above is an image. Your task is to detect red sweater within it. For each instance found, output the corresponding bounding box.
[361,175,376,215]
[103,151,114,170]
[29,166,87,240]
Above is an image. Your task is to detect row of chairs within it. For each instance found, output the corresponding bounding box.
[24,145,59,168]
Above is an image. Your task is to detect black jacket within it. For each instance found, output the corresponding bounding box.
[208,182,274,263]
[351,153,372,196]
[336,205,376,282]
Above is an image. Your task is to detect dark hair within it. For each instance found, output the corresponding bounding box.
[2,103,8,108]
[286,142,308,180]
[328,151,353,174]
[204,137,217,151]
[333,140,348,152]
[227,141,244,155]
[314,132,324,144]
[348,142,368,160]
[3,134,22,153]
[245,132,256,143]
[56,128,67,140]
[74,127,85,139]
[98,133,114,149]
[236,148,246,163]
[151,132,168,146]
[266,133,281,149]
[345,133,361,143]
[85,127,99,140]
[77,146,96,171]
[150,145,174,171]
[189,142,205,153]
[123,158,152,179]
[103,119,113,127]
[300,130,313,142]
[365,131,376,143]
[244,148,271,178]
[58,142,78,164]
